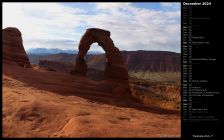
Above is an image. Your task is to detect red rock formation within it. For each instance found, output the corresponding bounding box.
[71,28,128,80]
[38,60,73,73]
[122,51,180,72]
[3,27,31,68]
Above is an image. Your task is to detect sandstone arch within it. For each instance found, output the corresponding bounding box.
[71,28,128,80]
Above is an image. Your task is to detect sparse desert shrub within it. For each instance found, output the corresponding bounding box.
[129,71,180,85]
[129,76,181,110]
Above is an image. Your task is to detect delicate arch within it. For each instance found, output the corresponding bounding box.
[71,28,128,80]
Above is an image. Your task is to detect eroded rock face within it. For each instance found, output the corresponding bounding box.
[71,28,128,80]
[3,27,31,68]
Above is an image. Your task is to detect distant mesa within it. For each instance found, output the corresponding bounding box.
[3,27,31,68]
[29,50,180,73]
[121,51,180,72]
[38,60,73,73]
[71,28,129,81]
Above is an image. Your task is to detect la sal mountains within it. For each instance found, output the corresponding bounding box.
[27,48,102,55]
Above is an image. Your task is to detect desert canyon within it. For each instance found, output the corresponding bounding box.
[2,27,180,137]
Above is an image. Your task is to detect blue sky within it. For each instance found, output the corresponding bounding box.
[3,2,180,53]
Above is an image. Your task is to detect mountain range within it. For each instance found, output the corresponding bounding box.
[27,48,103,55]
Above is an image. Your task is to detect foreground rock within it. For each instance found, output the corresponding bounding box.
[3,27,31,68]
[3,63,180,137]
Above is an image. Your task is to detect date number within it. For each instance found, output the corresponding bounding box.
[202,2,211,5]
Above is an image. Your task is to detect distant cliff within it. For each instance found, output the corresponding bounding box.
[28,50,180,72]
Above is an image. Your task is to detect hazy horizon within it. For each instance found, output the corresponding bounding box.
[26,47,181,54]
[3,2,180,53]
